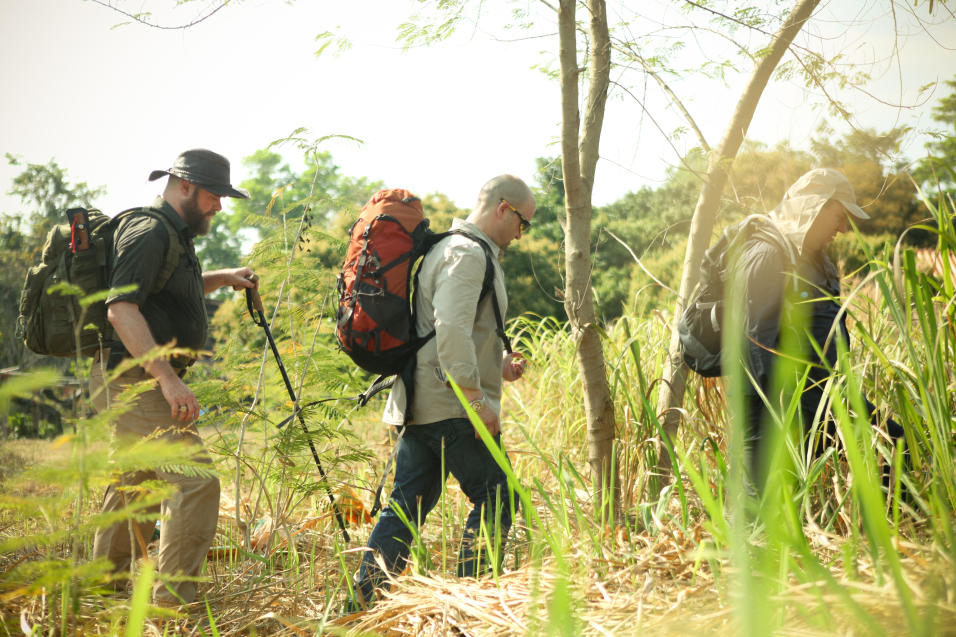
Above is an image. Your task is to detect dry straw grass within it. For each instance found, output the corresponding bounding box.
[2,425,954,635]
[334,557,954,637]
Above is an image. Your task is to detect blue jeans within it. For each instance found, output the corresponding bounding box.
[354,418,515,602]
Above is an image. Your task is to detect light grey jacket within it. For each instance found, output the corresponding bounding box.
[383,219,508,426]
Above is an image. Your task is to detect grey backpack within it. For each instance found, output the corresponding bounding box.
[678,215,797,377]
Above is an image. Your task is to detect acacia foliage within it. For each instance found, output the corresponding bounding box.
[199,148,384,272]
[914,75,956,202]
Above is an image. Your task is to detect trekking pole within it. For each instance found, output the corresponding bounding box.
[245,282,350,543]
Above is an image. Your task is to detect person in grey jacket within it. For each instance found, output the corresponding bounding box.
[352,175,534,608]
[730,168,904,488]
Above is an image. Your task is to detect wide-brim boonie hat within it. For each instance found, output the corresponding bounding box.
[148,148,249,199]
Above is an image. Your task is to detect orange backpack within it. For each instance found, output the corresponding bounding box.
[336,189,433,375]
[336,188,510,381]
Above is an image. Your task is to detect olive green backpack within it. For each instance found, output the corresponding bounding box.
[16,206,184,357]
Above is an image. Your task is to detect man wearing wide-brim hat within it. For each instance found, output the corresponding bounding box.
[90,148,256,606]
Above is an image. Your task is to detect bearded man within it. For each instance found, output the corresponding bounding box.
[91,148,256,606]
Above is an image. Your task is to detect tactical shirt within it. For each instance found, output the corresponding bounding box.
[106,197,207,365]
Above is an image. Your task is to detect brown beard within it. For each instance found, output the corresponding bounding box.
[181,189,212,235]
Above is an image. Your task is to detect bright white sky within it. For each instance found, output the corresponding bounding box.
[1,0,954,223]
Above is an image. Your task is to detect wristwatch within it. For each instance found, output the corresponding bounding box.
[469,398,484,413]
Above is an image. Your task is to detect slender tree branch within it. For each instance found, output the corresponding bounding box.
[89,0,231,30]
[680,0,780,41]
[610,80,709,182]
[604,229,678,296]
[611,46,712,153]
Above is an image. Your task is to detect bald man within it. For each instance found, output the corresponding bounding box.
[352,175,535,608]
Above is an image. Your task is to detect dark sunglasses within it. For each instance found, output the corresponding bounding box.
[500,198,532,232]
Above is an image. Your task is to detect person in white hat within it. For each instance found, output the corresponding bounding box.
[730,168,904,491]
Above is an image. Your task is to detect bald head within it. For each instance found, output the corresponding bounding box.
[467,174,536,250]
[469,175,534,224]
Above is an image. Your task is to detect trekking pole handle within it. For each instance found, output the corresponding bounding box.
[244,275,265,324]
[248,287,264,315]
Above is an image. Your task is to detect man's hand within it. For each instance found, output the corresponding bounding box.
[158,374,200,422]
[229,268,258,291]
[461,387,500,438]
[108,301,200,422]
[473,404,500,438]
[203,267,258,294]
[502,351,527,382]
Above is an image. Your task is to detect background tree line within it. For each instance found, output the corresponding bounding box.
[1,76,953,437]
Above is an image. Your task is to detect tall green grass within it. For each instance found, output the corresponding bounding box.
[670,188,955,634]
[3,184,952,634]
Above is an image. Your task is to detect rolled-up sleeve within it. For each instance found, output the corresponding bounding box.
[432,243,486,390]
[107,217,167,306]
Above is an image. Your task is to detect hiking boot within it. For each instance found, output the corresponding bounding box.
[342,588,371,615]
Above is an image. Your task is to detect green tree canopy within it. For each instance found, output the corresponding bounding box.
[810,126,925,242]
[4,154,106,244]
[914,76,956,203]
[197,148,384,271]
[1,156,105,368]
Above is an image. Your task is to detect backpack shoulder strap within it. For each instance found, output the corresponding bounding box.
[447,230,495,298]
[745,215,797,265]
[415,229,496,304]
[113,207,186,293]
[742,215,799,292]
[449,230,513,354]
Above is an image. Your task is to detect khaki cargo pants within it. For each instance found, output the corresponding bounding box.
[90,362,220,605]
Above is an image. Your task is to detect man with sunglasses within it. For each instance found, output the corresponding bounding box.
[352,175,535,608]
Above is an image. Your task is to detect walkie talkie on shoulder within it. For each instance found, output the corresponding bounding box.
[67,208,91,252]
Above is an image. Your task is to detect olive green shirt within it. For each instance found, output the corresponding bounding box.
[106,197,207,363]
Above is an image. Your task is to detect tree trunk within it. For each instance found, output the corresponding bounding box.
[558,0,619,518]
[654,0,821,476]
